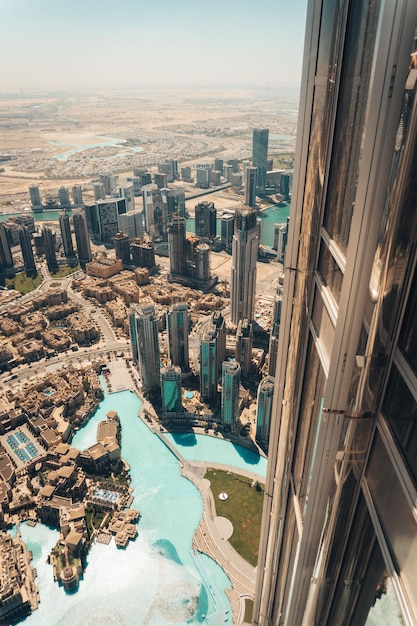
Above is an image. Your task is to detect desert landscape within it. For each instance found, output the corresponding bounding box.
[0,87,298,210]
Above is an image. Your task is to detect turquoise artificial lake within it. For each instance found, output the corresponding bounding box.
[13,388,267,625]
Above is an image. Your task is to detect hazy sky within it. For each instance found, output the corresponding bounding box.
[0,0,308,91]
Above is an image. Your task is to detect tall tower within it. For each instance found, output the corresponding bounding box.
[58,187,71,209]
[119,184,135,212]
[254,2,417,626]
[0,223,13,272]
[29,185,42,211]
[167,303,189,371]
[195,201,217,239]
[114,232,131,265]
[245,166,257,207]
[230,206,258,325]
[18,227,37,277]
[96,198,126,244]
[168,214,186,278]
[59,209,75,261]
[42,227,58,273]
[72,209,92,268]
[268,291,282,377]
[199,312,226,405]
[129,304,160,392]
[235,318,253,378]
[255,375,274,451]
[72,185,83,207]
[252,128,269,196]
[221,360,241,429]
[161,365,183,415]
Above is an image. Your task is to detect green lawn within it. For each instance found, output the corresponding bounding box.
[244,598,254,623]
[205,468,264,567]
[50,264,80,278]
[5,272,42,294]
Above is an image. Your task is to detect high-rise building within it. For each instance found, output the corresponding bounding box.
[199,312,226,405]
[196,168,210,189]
[118,210,143,240]
[255,375,274,450]
[129,304,160,392]
[114,232,131,265]
[230,206,258,325]
[72,185,83,207]
[245,166,257,207]
[18,227,37,277]
[72,209,92,268]
[221,360,241,429]
[221,213,234,252]
[161,365,183,414]
[273,219,289,262]
[95,198,127,244]
[195,201,217,240]
[42,227,58,273]
[235,318,253,378]
[254,3,417,626]
[59,209,76,261]
[93,183,106,201]
[58,186,71,209]
[167,303,189,371]
[280,172,292,201]
[154,172,168,189]
[142,185,156,238]
[214,158,224,172]
[252,128,269,196]
[0,223,13,273]
[223,164,233,182]
[268,291,282,377]
[130,239,155,269]
[99,173,118,195]
[168,215,187,278]
[119,184,135,212]
[29,185,42,212]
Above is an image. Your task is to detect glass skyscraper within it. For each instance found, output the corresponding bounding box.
[254,1,417,625]
[252,128,269,196]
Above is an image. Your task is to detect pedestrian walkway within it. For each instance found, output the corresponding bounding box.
[181,463,257,626]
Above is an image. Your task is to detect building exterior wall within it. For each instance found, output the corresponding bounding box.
[254,3,417,625]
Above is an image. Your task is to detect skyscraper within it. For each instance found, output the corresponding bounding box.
[95,198,127,244]
[230,206,258,325]
[199,312,226,405]
[42,227,58,273]
[58,186,71,209]
[195,201,217,239]
[235,318,253,378]
[167,303,189,371]
[59,209,76,262]
[252,128,269,196]
[18,227,37,277]
[255,375,274,451]
[160,365,183,414]
[0,223,13,272]
[72,209,92,268]
[268,291,282,377]
[254,2,417,625]
[29,185,42,212]
[129,304,160,392]
[72,185,83,207]
[114,232,131,265]
[245,166,257,207]
[221,360,241,430]
[168,214,186,278]
[119,184,135,212]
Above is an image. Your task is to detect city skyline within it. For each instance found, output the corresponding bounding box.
[0,0,308,91]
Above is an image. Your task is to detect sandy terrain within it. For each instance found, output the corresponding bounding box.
[0,88,298,210]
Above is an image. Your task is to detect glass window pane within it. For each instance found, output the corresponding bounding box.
[366,432,417,620]
[317,240,343,305]
[381,364,417,487]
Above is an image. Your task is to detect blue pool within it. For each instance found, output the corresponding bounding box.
[14,388,268,625]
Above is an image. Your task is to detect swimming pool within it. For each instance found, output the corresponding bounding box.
[15,389,267,625]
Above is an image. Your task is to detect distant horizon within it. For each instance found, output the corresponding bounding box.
[1,0,308,91]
